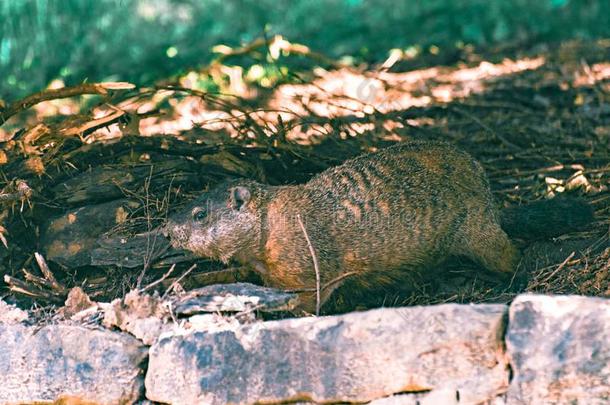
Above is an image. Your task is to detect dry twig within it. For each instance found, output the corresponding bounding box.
[296,214,321,315]
[140,264,177,293]
[163,264,198,299]
[545,251,578,283]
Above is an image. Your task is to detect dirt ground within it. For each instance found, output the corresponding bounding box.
[0,39,608,314]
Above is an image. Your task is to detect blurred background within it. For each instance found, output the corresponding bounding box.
[2,0,609,100]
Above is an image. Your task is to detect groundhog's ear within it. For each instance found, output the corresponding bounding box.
[230,186,251,210]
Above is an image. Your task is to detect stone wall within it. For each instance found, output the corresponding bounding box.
[0,294,608,404]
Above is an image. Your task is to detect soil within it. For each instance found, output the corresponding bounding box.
[0,39,608,315]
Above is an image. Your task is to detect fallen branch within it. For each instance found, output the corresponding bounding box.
[3,274,64,303]
[3,253,68,303]
[60,108,126,137]
[0,82,135,124]
[34,252,66,293]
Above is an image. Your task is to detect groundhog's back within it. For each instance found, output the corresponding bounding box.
[261,141,500,294]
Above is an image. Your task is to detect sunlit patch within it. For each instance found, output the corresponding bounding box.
[265,56,546,129]
[592,63,610,79]
[574,63,610,88]
[382,120,405,132]
[405,118,435,127]
[448,58,545,82]
[3,53,547,143]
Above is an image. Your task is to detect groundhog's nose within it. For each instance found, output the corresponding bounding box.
[161,219,175,238]
[164,220,190,247]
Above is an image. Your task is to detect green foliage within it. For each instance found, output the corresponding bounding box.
[1,0,609,100]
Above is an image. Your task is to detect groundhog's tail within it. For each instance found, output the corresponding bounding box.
[500,197,594,240]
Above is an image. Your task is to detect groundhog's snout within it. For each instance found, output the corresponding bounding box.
[164,219,191,248]
[161,224,170,238]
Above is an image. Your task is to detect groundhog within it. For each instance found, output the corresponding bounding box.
[166,141,593,312]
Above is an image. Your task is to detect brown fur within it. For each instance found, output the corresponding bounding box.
[166,141,524,312]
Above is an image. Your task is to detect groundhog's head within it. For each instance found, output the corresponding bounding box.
[165,179,264,263]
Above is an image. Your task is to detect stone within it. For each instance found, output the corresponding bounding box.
[102,290,172,346]
[505,294,610,404]
[0,299,28,324]
[146,303,508,404]
[0,323,147,404]
[173,282,299,315]
[59,286,96,319]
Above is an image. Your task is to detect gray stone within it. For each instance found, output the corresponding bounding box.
[0,323,147,404]
[506,294,610,404]
[146,303,509,404]
[0,299,28,324]
[173,282,299,315]
[102,290,172,346]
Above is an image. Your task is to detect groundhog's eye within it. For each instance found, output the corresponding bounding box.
[192,208,206,221]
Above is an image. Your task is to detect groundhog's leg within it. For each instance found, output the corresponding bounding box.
[459,221,521,276]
